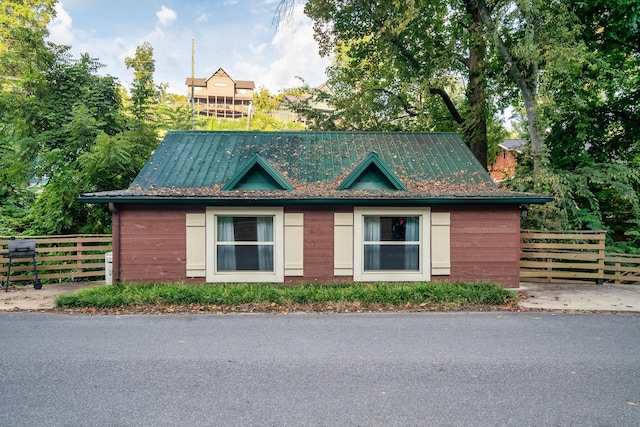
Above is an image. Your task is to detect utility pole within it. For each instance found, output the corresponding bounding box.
[191,38,195,130]
[246,102,252,131]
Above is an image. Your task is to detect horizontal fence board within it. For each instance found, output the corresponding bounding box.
[521,251,601,262]
[604,265,640,274]
[520,261,602,270]
[521,270,602,279]
[521,242,603,250]
[521,232,605,241]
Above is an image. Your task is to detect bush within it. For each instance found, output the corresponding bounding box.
[55,281,514,310]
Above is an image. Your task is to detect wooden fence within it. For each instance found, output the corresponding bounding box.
[2,232,639,286]
[520,230,640,284]
[0,235,112,284]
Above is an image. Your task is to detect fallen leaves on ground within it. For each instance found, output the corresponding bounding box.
[47,298,526,316]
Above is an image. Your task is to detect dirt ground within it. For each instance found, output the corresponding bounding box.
[0,282,105,311]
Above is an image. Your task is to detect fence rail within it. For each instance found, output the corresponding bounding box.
[1,235,111,284]
[520,230,640,284]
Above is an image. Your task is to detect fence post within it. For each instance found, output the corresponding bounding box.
[75,236,84,281]
[597,231,605,284]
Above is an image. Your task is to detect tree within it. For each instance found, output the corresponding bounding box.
[253,86,283,114]
[278,0,502,168]
[124,42,158,124]
[544,0,640,168]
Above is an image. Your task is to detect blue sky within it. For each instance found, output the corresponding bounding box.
[47,0,331,95]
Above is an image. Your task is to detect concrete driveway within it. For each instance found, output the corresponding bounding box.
[518,282,640,312]
[0,282,105,311]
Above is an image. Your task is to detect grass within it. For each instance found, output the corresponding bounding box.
[55,281,516,312]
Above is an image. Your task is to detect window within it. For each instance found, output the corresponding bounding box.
[206,208,283,282]
[354,207,430,281]
[216,216,274,272]
[363,216,420,271]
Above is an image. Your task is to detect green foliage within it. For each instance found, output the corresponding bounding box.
[124,42,158,123]
[303,0,493,163]
[253,86,283,113]
[544,1,640,168]
[202,111,304,131]
[55,281,514,309]
[505,158,640,250]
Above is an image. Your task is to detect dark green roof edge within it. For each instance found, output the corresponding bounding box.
[337,152,408,191]
[80,195,554,206]
[221,153,294,191]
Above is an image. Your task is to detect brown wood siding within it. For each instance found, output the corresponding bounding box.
[285,206,353,283]
[117,205,204,283]
[437,205,521,288]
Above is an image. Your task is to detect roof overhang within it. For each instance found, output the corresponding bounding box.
[80,194,554,206]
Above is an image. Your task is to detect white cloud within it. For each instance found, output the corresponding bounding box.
[243,3,330,92]
[48,3,74,45]
[196,14,208,24]
[156,5,177,26]
[249,43,268,54]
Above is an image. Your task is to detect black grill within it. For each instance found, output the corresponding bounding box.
[2,239,41,291]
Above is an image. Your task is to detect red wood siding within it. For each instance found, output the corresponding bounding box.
[116,205,204,283]
[113,204,521,288]
[435,205,521,288]
[285,206,352,283]
[489,149,518,182]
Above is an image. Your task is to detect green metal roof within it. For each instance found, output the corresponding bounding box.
[131,131,494,188]
[80,131,553,205]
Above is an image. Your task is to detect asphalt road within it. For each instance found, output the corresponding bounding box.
[1,312,639,426]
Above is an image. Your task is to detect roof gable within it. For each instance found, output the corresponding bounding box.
[222,153,293,191]
[338,152,407,191]
[209,67,231,80]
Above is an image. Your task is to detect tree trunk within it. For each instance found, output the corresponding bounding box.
[474,0,544,169]
[464,0,488,169]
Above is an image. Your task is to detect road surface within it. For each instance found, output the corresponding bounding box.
[1,312,639,426]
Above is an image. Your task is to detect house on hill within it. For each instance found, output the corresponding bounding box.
[81,131,552,288]
[185,68,255,119]
[271,83,334,126]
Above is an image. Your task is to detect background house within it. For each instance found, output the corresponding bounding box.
[489,139,525,182]
[81,131,551,288]
[185,68,255,119]
[271,83,334,126]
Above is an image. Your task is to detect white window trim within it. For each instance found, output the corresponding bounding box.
[353,207,431,282]
[206,207,284,283]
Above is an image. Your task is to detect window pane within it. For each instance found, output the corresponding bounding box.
[364,244,419,271]
[217,216,273,242]
[217,245,274,271]
[363,216,419,242]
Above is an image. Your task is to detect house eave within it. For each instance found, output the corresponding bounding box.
[80,194,554,206]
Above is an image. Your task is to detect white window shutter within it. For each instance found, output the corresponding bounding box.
[185,213,206,277]
[334,213,354,276]
[284,213,304,276]
[431,212,451,275]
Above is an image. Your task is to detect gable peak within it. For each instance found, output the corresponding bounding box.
[338,152,407,191]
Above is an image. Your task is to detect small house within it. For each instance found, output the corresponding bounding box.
[81,131,551,288]
[489,139,525,183]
